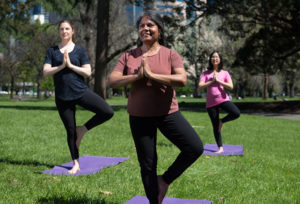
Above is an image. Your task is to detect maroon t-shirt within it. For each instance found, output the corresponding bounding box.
[113,46,184,117]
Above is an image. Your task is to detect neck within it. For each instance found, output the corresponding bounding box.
[213,66,219,71]
[60,39,73,47]
[141,41,160,53]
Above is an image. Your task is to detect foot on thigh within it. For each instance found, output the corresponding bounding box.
[158,175,169,204]
[215,146,224,154]
[68,160,80,174]
[218,120,223,132]
[76,126,88,149]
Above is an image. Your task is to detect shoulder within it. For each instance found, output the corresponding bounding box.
[47,46,59,52]
[221,70,230,75]
[160,46,182,61]
[123,47,141,58]
[203,70,212,75]
[160,46,178,55]
[74,45,87,53]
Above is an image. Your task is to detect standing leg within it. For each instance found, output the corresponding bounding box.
[76,89,114,148]
[55,98,80,174]
[129,116,159,204]
[158,111,203,203]
[219,101,240,124]
[207,106,223,152]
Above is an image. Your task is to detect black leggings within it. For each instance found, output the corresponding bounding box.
[207,101,240,147]
[129,111,203,204]
[55,89,114,160]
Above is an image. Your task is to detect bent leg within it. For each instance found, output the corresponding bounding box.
[158,111,203,185]
[220,101,240,123]
[78,89,114,130]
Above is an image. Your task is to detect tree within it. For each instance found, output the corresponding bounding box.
[186,0,300,99]
[94,0,110,98]
[280,53,300,97]
[21,22,58,99]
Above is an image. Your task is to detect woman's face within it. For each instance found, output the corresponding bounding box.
[59,22,74,42]
[138,16,160,44]
[211,52,221,67]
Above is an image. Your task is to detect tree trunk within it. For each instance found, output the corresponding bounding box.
[193,62,201,98]
[263,73,268,100]
[36,72,42,100]
[10,76,14,99]
[94,0,110,98]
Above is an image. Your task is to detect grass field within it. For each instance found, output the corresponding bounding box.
[0,98,299,203]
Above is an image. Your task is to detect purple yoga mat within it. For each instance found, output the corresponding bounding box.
[124,196,212,204]
[203,144,243,156]
[36,155,129,176]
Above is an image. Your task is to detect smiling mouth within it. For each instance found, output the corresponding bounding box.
[142,32,152,37]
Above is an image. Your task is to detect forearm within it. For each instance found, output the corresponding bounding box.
[148,73,186,87]
[199,80,215,90]
[108,73,140,88]
[43,65,64,77]
[68,65,91,78]
[217,80,233,90]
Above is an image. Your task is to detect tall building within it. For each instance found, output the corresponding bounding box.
[30,4,49,24]
[30,4,61,24]
[126,3,144,25]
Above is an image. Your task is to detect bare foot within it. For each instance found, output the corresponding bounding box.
[158,175,169,204]
[215,146,224,154]
[218,120,223,132]
[68,160,80,174]
[76,126,88,149]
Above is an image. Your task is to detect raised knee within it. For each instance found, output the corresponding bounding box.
[102,108,114,121]
[186,144,203,159]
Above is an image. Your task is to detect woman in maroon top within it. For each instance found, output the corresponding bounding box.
[109,12,203,204]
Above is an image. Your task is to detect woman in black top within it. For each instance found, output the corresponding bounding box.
[43,19,114,174]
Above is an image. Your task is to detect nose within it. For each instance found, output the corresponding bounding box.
[142,25,149,31]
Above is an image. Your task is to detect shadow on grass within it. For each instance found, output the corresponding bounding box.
[0,105,127,112]
[37,196,118,204]
[0,158,53,168]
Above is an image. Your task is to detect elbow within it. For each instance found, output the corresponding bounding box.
[43,71,48,78]
[177,75,187,87]
[108,78,117,89]
[86,70,92,78]
[84,68,92,78]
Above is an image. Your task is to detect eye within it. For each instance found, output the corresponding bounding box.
[147,23,154,27]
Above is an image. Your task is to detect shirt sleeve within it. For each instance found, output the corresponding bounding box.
[113,52,127,74]
[79,47,90,65]
[200,71,207,82]
[170,49,184,71]
[44,48,53,65]
[224,71,232,82]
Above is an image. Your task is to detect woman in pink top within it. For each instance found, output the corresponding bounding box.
[109,12,203,204]
[199,51,240,154]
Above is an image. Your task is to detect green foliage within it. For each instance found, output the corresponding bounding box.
[0,100,299,203]
[175,86,193,96]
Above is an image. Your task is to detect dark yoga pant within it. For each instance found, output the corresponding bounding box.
[130,111,203,204]
[55,89,114,160]
[207,101,240,147]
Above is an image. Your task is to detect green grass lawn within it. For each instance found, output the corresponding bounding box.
[0,99,299,203]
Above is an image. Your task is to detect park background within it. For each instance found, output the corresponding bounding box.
[0,0,299,203]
